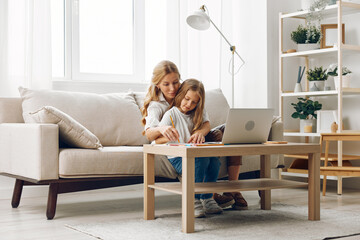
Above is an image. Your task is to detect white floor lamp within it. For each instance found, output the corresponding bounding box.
[186,5,245,107]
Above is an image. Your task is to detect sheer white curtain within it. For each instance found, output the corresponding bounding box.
[178,0,222,91]
[0,0,52,97]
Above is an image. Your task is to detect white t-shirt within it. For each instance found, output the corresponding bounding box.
[159,107,207,143]
[144,92,209,131]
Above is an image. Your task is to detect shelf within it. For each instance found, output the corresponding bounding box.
[281,90,338,97]
[281,47,338,58]
[148,178,308,195]
[285,153,360,162]
[281,44,360,58]
[281,2,360,19]
[279,2,360,195]
[284,130,360,137]
[284,132,321,137]
[281,170,339,180]
[281,88,360,97]
[321,166,360,177]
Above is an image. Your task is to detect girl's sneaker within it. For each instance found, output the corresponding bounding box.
[194,199,205,218]
[201,198,223,214]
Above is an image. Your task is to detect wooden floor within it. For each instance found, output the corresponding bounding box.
[1,175,360,240]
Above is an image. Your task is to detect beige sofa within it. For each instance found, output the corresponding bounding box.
[0,88,283,219]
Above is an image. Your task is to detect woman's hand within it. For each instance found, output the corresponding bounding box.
[159,126,180,142]
[188,132,205,144]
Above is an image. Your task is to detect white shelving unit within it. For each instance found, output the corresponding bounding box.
[279,1,360,194]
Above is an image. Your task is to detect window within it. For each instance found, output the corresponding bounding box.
[51,0,169,83]
[72,0,144,82]
[78,0,133,75]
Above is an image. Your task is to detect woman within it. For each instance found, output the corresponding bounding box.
[141,60,247,210]
[141,60,210,143]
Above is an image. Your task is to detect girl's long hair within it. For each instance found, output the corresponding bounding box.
[140,60,180,133]
[171,78,205,134]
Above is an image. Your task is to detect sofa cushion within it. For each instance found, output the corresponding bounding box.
[58,146,178,179]
[204,89,230,128]
[29,106,102,149]
[19,87,149,146]
[133,92,146,110]
[0,98,24,123]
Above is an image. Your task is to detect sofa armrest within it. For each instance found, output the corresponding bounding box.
[0,123,59,181]
[269,121,284,141]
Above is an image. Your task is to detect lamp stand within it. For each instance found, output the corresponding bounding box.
[231,46,235,108]
[208,17,244,108]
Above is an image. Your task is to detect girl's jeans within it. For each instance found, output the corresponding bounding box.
[168,156,220,200]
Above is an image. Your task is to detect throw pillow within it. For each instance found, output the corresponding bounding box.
[29,106,102,149]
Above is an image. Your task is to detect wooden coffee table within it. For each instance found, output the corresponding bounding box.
[143,143,320,233]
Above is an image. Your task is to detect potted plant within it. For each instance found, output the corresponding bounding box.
[291,25,321,51]
[291,97,322,133]
[327,64,352,89]
[307,66,328,91]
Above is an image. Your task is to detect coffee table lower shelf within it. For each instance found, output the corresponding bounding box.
[148,178,308,195]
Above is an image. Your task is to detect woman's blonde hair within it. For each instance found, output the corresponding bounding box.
[141,60,180,132]
[171,78,205,134]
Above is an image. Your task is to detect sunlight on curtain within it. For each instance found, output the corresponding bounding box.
[145,0,167,81]
[0,0,52,97]
[178,0,222,90]
[177,0,267,107]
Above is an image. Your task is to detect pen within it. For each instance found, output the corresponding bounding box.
[169,115,180,143]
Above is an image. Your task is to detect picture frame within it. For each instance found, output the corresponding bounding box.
[317,110,338,133]
[320,24,345,49]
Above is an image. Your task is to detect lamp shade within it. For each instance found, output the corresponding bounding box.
[186,10,210,31]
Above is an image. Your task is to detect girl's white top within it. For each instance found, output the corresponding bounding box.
[159,106,208,143]
[144,92,209,131]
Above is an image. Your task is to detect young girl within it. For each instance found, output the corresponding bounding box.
[157,79,223,218]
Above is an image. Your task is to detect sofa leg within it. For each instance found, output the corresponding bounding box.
[11,179,24,208]
[46,183,59,220]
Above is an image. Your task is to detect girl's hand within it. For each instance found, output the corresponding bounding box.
[188,132,205,144]
[160,126,180,142]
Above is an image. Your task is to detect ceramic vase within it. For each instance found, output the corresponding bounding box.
[294,83,303,93]
[334,75,351,89]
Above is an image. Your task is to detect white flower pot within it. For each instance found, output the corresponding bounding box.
[309,81,325,91]
[300,119,317,133]
[297,43,320,52]
[294,83,303,93]
[334,75,351,89]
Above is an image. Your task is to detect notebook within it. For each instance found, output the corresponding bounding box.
[221,108,274,144]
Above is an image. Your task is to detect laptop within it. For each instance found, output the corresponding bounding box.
[221,108,274,144]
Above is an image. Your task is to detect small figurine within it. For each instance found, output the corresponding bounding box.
[331,122,338,133]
